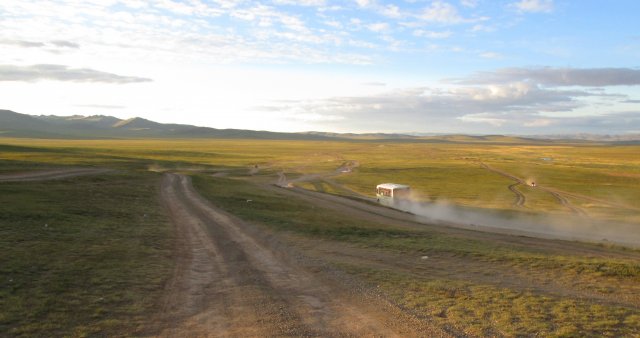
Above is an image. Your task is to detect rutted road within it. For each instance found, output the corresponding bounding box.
[158,173,441,337]
[508,182,525,207]
[0,168,112,182]
[479,162,592,216]
[479,162,527,208]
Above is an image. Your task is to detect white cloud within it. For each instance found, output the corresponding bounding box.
[460,0,478,8]
[367,22,389,33]
[324,20,342,28]
[355,0,372,7]
[449,67,640,87]
[524,118,552,127]
[512,0,554,13]
[256,81,606,132]
[272,0,326,6]
[458,113,507,126]
[0,64,152,83]
[418,1,465,24]
[381,4,401,18]
[413,29,452,39]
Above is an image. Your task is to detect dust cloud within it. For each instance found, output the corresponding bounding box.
[392,194,640,248]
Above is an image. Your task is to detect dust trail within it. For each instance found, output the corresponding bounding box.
[392,196,640,248]
[276,171,292,187]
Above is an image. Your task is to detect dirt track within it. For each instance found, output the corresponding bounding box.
[0,168,112,182]
[478,162,592,215]
[158,173,445,337]
[507,182,525,207]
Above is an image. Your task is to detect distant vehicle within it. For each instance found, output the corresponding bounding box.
[376,183,410,206]
[530,181,536,187]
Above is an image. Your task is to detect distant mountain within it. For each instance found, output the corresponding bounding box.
[528,133,640,142]
[0,110,335,140]
[2,109,639,142]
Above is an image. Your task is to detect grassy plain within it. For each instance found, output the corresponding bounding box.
[192,175,640,336]
[0,170,173,336]
[1,137,639,336]
[1,138,639,222]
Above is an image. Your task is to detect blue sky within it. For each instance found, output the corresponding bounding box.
[1,0,639,134]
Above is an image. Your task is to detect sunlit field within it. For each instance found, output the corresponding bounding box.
[1,137,639,336]
[2,138,639,223]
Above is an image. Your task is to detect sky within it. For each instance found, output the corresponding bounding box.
[1,0,639,135]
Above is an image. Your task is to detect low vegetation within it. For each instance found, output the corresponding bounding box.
[1,137,639,336]
[193,175,640,337]
[0,170,173,336]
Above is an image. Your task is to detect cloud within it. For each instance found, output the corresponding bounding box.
[460,0,478,8]
[272,0,326,6]
[0,39,45,48]
[413,29,453,39]
[448,67,640,87]
[0,64,152,83]
[363,81,386,86]
[256,81,609,133]
[366,22,389,32]
[75,104,126,109]
[355,0,373,7]
[0,39,79,49]
[512,0,554,13]
[50,40,80,48]
[0,0,371,66]
[418,1,466,24]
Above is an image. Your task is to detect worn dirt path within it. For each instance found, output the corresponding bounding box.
[0,168,113,182]
[157,173,445,337]
[507,182,525,207]
[478,162,591,215]
[276,160,366,199]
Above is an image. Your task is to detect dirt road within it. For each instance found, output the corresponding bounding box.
[477,162,593,215]
[507,182,525,207]
[158,173,444,337]
[0,168,113,182]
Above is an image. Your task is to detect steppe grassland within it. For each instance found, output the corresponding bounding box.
[0,171,173,337]
[1,137,640,336]
[2,138,637,222]
[191,175,640,337]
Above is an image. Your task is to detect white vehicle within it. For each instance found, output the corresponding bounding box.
[376,183,410,206]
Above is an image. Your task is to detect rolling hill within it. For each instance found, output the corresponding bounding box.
[2,109,638,143]
[0,110,335,140]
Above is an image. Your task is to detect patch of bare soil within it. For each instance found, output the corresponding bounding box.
[0,168,113,182]
[155,173,445,337]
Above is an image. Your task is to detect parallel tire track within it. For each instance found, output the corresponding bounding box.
[508,182,526,207]
[479,162,527,208]
[158,173,439,337]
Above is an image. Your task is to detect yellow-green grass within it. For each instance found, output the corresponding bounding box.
[1,138,638,223]
[0,171,173,337]
[193,175,640,276]
[1,136,639,336]
[192,174,640,336]
[347,266,640,337]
